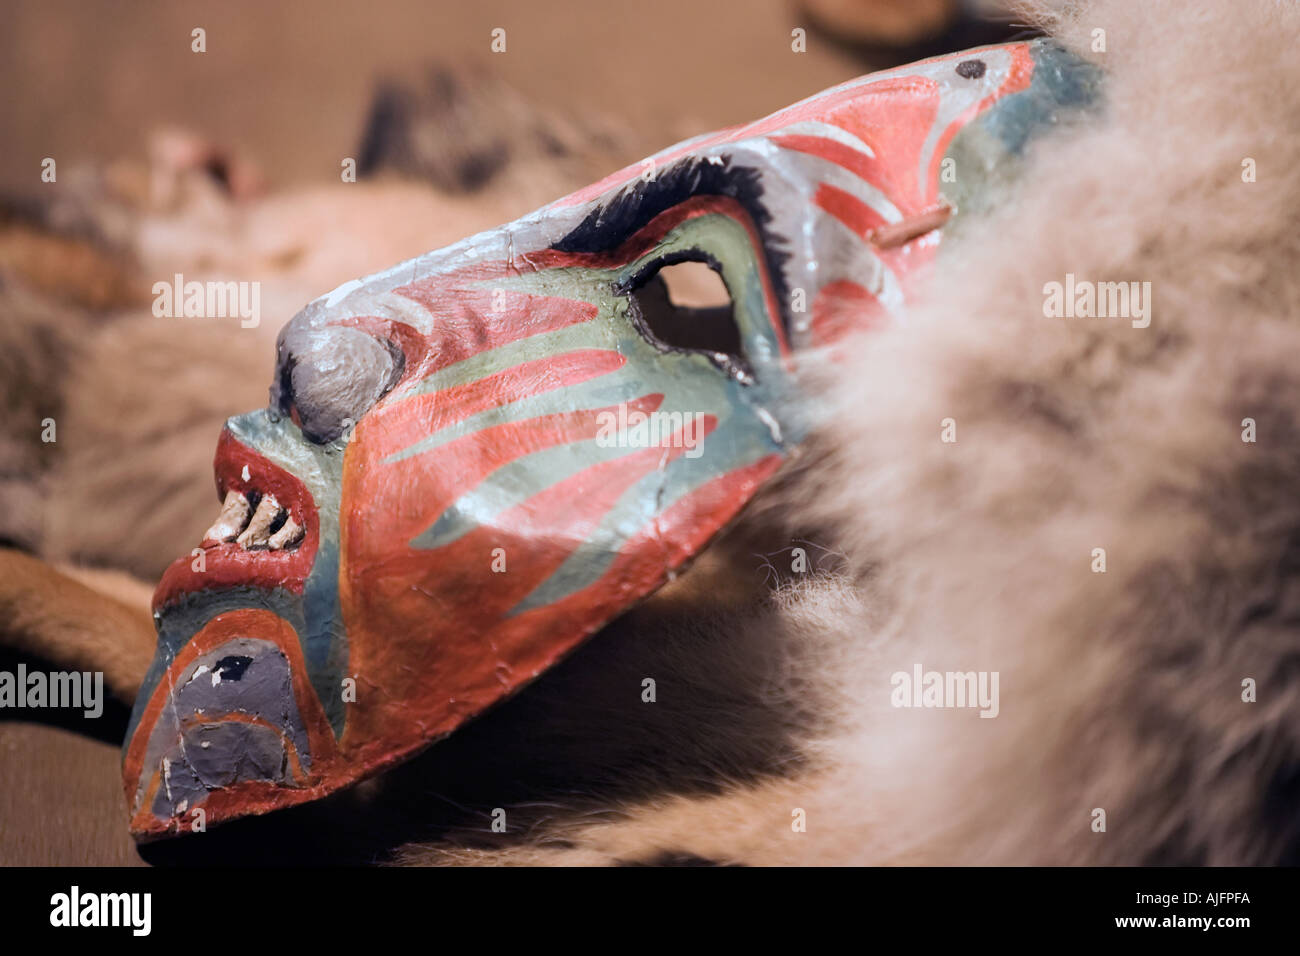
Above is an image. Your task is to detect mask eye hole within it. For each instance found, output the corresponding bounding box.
[621,254,750,381]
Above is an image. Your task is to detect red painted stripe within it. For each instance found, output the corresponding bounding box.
[815,182,889,240]
[770,133,913,214]
[355,394,666,548]
[363,289,600,378]
[369,348,628,453]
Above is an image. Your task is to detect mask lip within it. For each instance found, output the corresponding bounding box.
[152,429,321,613]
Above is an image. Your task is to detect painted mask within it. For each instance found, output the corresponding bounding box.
[124,39,1098,838]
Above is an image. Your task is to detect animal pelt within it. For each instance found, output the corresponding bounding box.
[395,0,1300,865]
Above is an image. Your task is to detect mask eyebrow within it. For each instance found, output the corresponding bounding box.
[552,154,793,337]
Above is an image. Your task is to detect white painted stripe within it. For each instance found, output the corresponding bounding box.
[775,120,877,158]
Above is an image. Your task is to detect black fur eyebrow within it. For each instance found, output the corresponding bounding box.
[552,155,792,335]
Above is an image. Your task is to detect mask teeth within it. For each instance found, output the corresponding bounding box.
[200,490,304,551]
[267,515,304,550]
[236,494,282,548]
[201,490,252,546]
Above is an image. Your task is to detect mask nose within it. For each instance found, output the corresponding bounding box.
[270,318,404,443]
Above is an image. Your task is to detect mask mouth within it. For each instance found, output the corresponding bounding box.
[152,427,321,613]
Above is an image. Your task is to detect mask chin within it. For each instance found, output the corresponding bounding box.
[123,608,346,840]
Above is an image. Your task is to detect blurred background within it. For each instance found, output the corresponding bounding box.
[1,0,1019,199]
